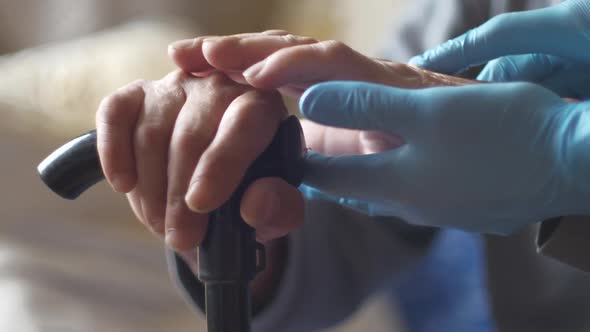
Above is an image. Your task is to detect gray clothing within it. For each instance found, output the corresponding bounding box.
[169,0,590,331]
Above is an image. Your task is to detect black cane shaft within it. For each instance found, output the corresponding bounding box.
[205,282,251,332]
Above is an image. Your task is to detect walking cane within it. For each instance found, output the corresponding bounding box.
[38,115,305,332]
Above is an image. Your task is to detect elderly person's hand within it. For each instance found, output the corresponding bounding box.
[96,71,304,250]
[167,31,476,98]
[166,31,478,157]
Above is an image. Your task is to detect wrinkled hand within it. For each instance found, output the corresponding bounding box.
[167,31,475,98]
[411,0,590,98]
[300,81,590,234]
[167,31,476,161]
[96,71,304,250]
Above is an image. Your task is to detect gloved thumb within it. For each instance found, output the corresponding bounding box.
[302,150,406,210]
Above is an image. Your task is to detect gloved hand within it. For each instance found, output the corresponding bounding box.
[300,81,590,234]
[410,0,590,99]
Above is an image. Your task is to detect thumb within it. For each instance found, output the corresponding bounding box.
[302,150,405,206]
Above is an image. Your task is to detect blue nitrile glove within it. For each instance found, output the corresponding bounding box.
[410,0,590,99]
[299,81,590,234]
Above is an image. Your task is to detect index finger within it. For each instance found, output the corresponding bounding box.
[185,90,288,213]
[168,30,294,73]
[95,80,145,192]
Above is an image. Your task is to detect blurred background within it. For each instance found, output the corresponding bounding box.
[0,0,409,331]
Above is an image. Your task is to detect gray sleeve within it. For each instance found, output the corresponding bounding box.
[380,0,493,62]
[167,198,436,332]
[536,216,590,273]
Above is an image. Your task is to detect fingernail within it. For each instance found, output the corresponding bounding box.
[168,38,196,50]
[185,181,211,213]
[243,60,266,79]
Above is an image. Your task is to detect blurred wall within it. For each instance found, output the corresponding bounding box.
[0,0,277,53]
[0,0,405,54]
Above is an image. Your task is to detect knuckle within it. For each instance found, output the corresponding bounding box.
[262,29,289,35]
[232,90,268,110]
[241,90,285,115]
[166,194,188,213]
[97,94,127,126]
[482,12,515,37]
[199,73,245,101]
[174,125,211,153]
[280,33,318,45]
[164,69,190,86]
[280,33,299,43]
[319,40,353,58]
[154,80,187,106]
[204,71,233,89]
[567,0,590,31]
[135,123,167,150]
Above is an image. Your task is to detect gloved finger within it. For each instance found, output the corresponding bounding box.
[240,177,304,243]
[165,73,247,250]
[185,90,287,213]
[133,71,188,235]
[299,184,379,216]
[299,81,423,138]
[168,30,290,73]
[95,80,144,193]
[202,34,318,71]
[299,81,564,140]
[477,54,567,82]
[302,151,407,204]
[410,2,590,73]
